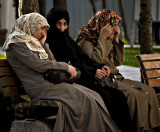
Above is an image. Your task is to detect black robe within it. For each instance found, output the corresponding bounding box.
[46,7,134,132]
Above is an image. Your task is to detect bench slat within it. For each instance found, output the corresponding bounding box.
[143,61,160,69]
[148,79,160,87]
[0,77,17,87]
[136,54,160,61]
[145,70,160,78]
[0,60,26,96]
[136,54,160,88]
[15,100,59,109]
[0,59,9,66]
[0,67,13,76]
[0,76,21,96]
[1,86,20,96]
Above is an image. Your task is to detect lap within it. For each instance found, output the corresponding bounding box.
[117,78,156,97]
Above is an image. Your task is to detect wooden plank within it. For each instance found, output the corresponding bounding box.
[0,59,9,66]
[148,79,160,87]
[40,100,52,106]
[0,67,13,76]
[145,70,160,78]
[0,77,17,87]
[136,54,160,61]
[17,100,59,109]
[1,86,20,96]
[142,61,160,69]
[23,101,32,108]
[51,101,59,107]
[31,100,41,106]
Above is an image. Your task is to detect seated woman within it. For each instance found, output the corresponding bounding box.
[2,12,120,132]
[76,9,160,131]
[46,7,134,132]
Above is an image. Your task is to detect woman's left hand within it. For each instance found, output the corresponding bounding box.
[114,26,120,43]
[102,65,110,77]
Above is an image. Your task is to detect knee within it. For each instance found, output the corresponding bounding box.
[125,89,139,101]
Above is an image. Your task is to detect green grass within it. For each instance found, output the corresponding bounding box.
[123,48,140,67]
[0,54,6,59]
[123,48,160,67]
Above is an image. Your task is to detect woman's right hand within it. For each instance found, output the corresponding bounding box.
[67,65,77,79]
[95,69,107,79]
[100,23,113,39]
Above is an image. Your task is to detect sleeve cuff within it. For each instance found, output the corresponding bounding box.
[113,39,124,45]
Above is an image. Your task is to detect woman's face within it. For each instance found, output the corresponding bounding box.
[33,27,47,45]
[56,18,68,32]
[108,26,119,38]
[108,20,120,39]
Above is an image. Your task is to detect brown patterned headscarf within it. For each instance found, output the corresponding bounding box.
[2,12,50,59]
[76,9,122,45]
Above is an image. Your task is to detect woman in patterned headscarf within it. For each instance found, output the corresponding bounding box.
[2,12,121,132]
[76,9,160,131]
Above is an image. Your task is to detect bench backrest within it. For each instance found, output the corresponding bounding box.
[136,54,160,87]
[0,59,25,97]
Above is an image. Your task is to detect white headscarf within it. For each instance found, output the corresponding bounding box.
[2,12,50,59]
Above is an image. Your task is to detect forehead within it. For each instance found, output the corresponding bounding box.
[57,18,67,23]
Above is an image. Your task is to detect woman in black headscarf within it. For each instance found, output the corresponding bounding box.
[46,7,134,132]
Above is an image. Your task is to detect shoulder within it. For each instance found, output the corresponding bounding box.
[78,38,93,47]
[44,43,49,48]
[8,42,28,49]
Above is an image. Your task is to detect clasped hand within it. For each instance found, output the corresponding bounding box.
[95,65,111,79]
[68,64,111,80]
[67,65,77,79]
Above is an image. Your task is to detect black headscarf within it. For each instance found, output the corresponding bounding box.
[46,7,104,79]
[46,8,134,132]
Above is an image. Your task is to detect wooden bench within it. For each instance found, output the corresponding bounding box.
[136,54,160,100]
[0,59,59,131]
[136,54,160,87]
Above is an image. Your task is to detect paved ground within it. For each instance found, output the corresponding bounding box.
[0,47,6,55]
[117,65,141,82]
[124,44,160,49]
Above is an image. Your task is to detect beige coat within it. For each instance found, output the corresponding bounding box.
[78,37,125,75]
[6,42,120,132]
[78,37,160,130]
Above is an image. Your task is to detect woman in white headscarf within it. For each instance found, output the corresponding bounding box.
[2,12,120,132]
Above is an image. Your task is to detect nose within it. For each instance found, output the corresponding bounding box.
[42,29,47,36]
[59,25,65,32]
